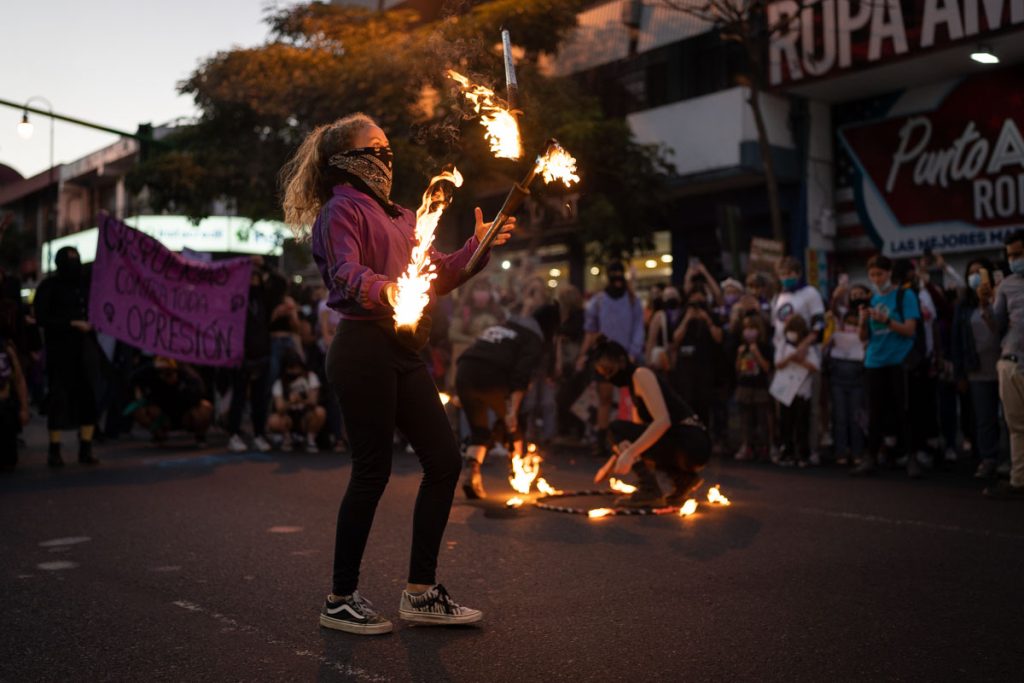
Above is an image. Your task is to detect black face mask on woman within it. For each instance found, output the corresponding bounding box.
[329,145,394,207]
[607,362,636,388]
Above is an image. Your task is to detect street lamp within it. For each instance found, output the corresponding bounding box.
[16,96,56,277]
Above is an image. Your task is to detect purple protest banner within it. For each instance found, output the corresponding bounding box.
[88,213,252,367]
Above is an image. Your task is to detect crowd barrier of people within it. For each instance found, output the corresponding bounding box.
[2,235,1022,500]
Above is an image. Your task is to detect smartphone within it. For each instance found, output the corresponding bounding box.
[688,256,700,268]
[980,268,991,287]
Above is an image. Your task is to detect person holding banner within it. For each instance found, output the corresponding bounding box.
[281,113,515,634]
[33,247,101,467]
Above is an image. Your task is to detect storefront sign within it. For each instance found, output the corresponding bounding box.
[769,0,1024,86]
[88,214,252,367]
[837,67,1024,256]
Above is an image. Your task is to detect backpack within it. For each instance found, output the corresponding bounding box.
[896,287,928,372]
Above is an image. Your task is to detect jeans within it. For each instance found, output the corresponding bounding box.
[969,380,1004,463]
[829,359,865,458]
[327,319,461,595]
[227,360,270,437]
[780,396,811,461]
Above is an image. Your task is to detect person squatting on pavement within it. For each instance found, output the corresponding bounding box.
[280,113,516,635]
[267,350,327,454]
[591,337,711,507]
[129,357,213,447]
[454,289,545,499]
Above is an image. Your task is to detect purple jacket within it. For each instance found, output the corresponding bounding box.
[312,185,487,320]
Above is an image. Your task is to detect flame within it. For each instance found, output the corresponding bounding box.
[509,452,542,495]
[393,167,464,328]
[506,497,524,508]
[608,478,637,494]
[448,70,522,160]
[707,485,731,506]
[534,144,580,187]
[527,442,538,453]
[536,478,561,496]
[678,499,698,517]
[588,508,614,519]
[438,392,451,406]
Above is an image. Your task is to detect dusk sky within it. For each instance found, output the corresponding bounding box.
[0,1,273,179]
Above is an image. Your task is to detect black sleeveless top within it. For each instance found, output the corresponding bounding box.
[628,368,697,425]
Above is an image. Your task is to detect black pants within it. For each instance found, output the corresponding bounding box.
[455,358,520,446]
[1,396,19,467]
[907,367,938,452]
[228,360,269,437]
[609,419,710,477]
[779,396,811,461]
[327,319,460,595]
[866,364,908,457]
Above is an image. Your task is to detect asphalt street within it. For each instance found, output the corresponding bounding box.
[2,422,1022,682]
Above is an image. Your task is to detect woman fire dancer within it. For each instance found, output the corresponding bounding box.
[281,113,515,635]
[591,337,711,507]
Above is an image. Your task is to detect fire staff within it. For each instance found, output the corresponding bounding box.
[281,113,515,635]
[591,337,710,508]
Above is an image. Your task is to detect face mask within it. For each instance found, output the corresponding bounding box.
[780,276,799,291]
[967,273,982,289]
[606,277,626,298]
[328,145,394,206]
[471,291,491,307]
[837,305,849,318]
[608,363,635,388]
[663,299,680,310]
[742,328,759,343]
[871,278,891,296]
[1011,259,1024,276]
[786,331,800,344]
[724,293,740,306]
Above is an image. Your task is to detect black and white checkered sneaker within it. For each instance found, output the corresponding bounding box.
[320,591,393,635]
[399,584,483,625]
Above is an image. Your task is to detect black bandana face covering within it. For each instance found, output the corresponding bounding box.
[328,146,394,206]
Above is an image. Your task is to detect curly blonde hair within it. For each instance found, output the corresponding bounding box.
[279,113,378,239]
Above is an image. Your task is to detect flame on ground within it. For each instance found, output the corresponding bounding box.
[678,499,698,517]
[535,144,580,187]
[438,392,451,406]
[448,70,522,160]
[536,478,561,496]
[506,497,524,508]
[393,167,463,328]
[608,478,636,494]
[707,484,731,506]
[509,452,542,495]
[588,508,614,519]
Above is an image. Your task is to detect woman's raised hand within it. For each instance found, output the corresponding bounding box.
[474,207,517,246]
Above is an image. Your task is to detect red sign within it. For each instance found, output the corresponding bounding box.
[838,67,1024,256]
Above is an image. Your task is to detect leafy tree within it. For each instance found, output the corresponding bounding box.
[130,0,675,259]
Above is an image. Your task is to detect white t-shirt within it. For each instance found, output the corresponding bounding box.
[774,340,820,399]
[772,286,825,349]
[272,371,321,408]
[828,328,866,362]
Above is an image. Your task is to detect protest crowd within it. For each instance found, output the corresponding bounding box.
[2,231,1023,501]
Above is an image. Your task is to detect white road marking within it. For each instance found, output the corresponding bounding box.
[39,536,91,547]
[171,600,388,681]
[267,526,303,534]
[151,566,182,573]
[36,561,79,571]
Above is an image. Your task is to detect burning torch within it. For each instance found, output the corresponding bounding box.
[464,139,579,274]
[501,27,519,112]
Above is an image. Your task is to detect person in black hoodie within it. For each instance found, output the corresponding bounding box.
[226,258,276,453]
[33,247,101,467]
[454,291,545,499]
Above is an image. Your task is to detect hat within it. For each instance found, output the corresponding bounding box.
[154,356,178,370]
[606,261,626,275]
[720,277,745,292]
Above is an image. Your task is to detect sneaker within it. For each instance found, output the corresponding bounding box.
[808,452,821,467]
[733,445,753,461]
[665,473,704,506]
[850,456,876,476]
[399,584,482,625]
[996,461,1011,476]
[305,438,319,454]
[252,435,272,453]
[982,480,1024,500]
[906,455,924,479]
[320,592,393,635]
[228,434,248,453]
[943,448,958,463]
[915,451,934,469]
[974,459,997,478]
[836,455,849,466]
[281,436,294,453]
